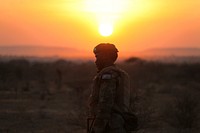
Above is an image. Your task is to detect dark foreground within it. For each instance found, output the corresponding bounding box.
[0,58,200,133]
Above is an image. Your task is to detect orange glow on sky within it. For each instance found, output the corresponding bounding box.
[0,0,200,59]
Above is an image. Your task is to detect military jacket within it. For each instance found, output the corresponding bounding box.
[89,65,131,120]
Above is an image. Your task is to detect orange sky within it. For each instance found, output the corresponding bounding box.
[0,0,200,58]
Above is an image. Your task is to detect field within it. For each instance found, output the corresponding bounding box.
[0,57,200,133]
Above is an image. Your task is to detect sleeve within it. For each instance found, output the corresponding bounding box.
[96,74,117,119]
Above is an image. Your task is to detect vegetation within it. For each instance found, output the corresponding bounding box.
[0,57,199,133]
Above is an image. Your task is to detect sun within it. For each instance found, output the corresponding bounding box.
[85,0,128,36]
[84,0,153,36]
[99,22,113,36]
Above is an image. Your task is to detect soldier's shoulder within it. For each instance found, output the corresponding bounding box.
[113,67,130,81]
[99,66,120,80]
[118,68,129,76]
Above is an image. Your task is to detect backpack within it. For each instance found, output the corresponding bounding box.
[114,67,138,131]
[101,66,139,131]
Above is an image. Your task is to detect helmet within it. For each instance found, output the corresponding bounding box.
[93,43,118,54]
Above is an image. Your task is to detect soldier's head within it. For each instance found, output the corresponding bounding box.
[93,43,118,71]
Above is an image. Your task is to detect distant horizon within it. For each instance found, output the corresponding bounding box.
[1,45,200,61]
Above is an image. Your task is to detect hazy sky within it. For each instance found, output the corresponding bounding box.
[0,0,200,58]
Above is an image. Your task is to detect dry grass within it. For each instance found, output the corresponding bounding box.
[0,58,200,133]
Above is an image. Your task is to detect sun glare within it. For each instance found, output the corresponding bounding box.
[99,22,113,36]
[85,0,127,14]
[85,0,129,36]
[82,0,156,36]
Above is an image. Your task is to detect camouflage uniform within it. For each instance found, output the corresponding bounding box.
[88,65,130,133]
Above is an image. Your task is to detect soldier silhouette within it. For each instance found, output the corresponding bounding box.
[88,43,131,133]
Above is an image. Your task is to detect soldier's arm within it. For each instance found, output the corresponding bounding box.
[93,73,117,133]
[96,73,117,119]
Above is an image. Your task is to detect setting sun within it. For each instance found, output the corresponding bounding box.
[85,0,129,36]
[99,22,113,36]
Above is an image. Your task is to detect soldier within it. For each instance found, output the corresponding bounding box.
[88,43,131,133]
